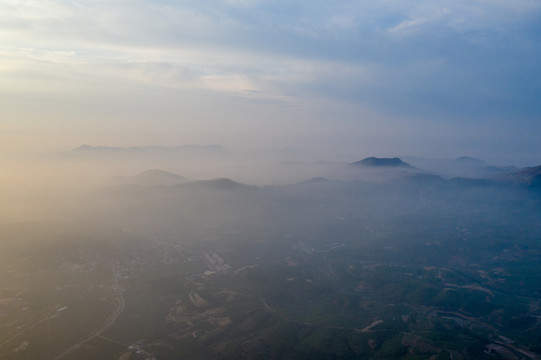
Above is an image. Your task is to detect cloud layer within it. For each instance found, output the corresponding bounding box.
[1,0,540,163]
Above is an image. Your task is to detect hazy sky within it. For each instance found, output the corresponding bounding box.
[2,0,541,164]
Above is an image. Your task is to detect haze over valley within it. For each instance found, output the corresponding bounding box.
[1,146,541,359]
[2,0,541,358]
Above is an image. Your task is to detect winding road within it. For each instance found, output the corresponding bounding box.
[53,271,125,360]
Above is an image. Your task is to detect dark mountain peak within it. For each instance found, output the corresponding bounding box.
[351,157,414,168]
[73,144,94,151]
[454,156,487,165]
[185,178,254,191]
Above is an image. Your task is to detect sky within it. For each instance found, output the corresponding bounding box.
[1,0,541,164]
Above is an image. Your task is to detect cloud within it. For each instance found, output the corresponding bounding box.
[1,0,541,160]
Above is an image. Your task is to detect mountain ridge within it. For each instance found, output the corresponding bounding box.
[350,157,414,168]
[73,144,226,152]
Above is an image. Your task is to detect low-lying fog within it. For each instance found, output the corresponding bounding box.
[1,145,537,226]
[1,145,540,360]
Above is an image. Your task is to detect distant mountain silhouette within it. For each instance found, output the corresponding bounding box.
[134,169,187,186]
[444,177,497,188]
[114,169,187,186]
[511,165,541,187]
[72,144,226,153]
[454,156,487,165]
[402,156,517,179]
[351,157,414,168]
[73,144,124,152]
[181,178,255,191]
[297,177,329,184]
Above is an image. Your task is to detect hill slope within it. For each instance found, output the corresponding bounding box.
[351,157,414,168]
